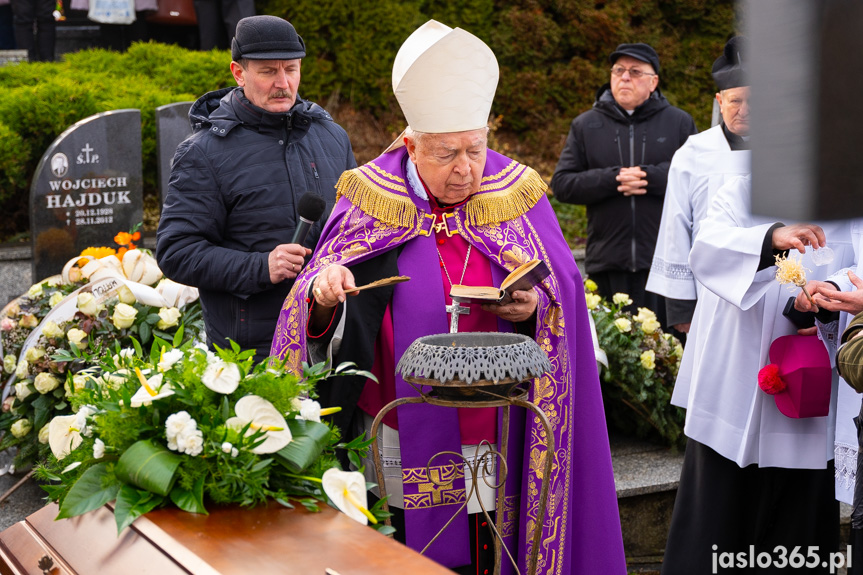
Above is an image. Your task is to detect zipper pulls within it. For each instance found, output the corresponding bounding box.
[311,162,319,179]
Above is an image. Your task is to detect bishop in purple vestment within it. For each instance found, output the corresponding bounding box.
[270,20,625,575]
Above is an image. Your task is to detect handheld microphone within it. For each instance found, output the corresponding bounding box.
[291,193,327,245]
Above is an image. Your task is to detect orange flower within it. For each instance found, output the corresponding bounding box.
[131,232,141,241]
[114,232,133,246]
[117,247,128,259]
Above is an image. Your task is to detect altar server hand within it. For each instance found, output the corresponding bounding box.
[312,265,356,307]
[616,167,648,196]
[771,223,826,254]
[269,244,312,283]
[483,289,537,323]
[809,271,863,315]
[793,280,837,313]
[672,323,691,334]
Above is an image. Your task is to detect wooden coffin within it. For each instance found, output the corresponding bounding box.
[0,501,451,575]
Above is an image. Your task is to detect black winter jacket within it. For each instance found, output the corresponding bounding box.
[551,85,696,274]
[156,87,356,359]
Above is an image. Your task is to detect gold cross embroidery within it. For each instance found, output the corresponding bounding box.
[417,469,454,505]
[433,213,458,237]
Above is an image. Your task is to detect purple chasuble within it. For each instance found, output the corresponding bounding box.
[271,148,627,574]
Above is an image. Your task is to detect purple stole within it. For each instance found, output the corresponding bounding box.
[271,148,627,574]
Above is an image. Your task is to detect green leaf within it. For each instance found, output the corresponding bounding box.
[169,475,208,514]
[131,337,143,358]
[115,439,182,496]
[56,463,120,519]
[113,485,164,533]
[274,419,331,473]
[146,313,161,325]
[172,324,185,348]
[139,322,151,345]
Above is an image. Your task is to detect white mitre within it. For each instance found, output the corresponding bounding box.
[385,20,499,151]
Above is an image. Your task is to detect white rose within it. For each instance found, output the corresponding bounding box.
[640,317,661,335]
[111,303,138,329]
[14,381,33,400]
[24,347,45,363]
[46,277,61,287]
[27,283,43,298]
[66,328,88,350]
[156,307,182,330]
[15,359,29,379]
[10,419,31,438]
[613,318,632,333]
[38,424,50,444]
[93,438,105,459]
[48,292,64,307]
[116,285,137,305]
[34,372,61,394]
[19,314,38,328]
[612,293,633,306]
[3,354,16,374]
[41,320,64,339]
[76,292,101,317]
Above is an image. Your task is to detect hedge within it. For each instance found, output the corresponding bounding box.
[0,0,739,243]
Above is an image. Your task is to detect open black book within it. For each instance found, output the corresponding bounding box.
[450,259,551,305]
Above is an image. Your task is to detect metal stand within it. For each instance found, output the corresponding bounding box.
[370,383,555,575]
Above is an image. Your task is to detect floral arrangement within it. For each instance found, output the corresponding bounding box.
[585,280,686,448]
[0,288,203,469]
[1,277,83,371]
[0,229,202,471]
[34,341,392,534]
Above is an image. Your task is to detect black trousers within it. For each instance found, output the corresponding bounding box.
[10,0,54,61]
[193,0,254,50]
[662,439,839,575]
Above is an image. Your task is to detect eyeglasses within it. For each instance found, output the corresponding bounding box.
[611,66,656,79]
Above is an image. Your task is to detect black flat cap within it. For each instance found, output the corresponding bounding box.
[231,15,306,61]
[712,36,747,90]
[609,43,660,74]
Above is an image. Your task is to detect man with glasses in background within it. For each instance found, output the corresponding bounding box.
[551,43,696,328]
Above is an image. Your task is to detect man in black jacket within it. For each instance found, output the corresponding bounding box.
[156,15,356,360]
[551,43,696,324]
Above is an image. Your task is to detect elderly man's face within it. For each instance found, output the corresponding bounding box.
[610,55,659,111]
[406,129,488,205]
[716,86,750,137]
[230,59,301,113]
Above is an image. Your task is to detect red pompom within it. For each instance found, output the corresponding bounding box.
[758,363,786,395]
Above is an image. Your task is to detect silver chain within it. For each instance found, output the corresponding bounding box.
[437,243,472,289]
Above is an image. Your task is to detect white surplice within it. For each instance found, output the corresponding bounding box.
[646,125,751,301]
[678,175,856,469]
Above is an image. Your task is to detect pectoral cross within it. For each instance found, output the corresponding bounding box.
[446,299,470,333]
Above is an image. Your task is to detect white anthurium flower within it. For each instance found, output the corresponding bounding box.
[321,468,376,525]
[129,368,174,407]
[49,414,84,460]
[158,348,184,372]
[121,249,163,286]
[225,395,291,454]
[201,359,241,394]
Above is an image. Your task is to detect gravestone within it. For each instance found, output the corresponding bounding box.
[29,109,143,283]
[155,102,193,205]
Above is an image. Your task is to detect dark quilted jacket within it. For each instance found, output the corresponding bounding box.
[156,87,356,359]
